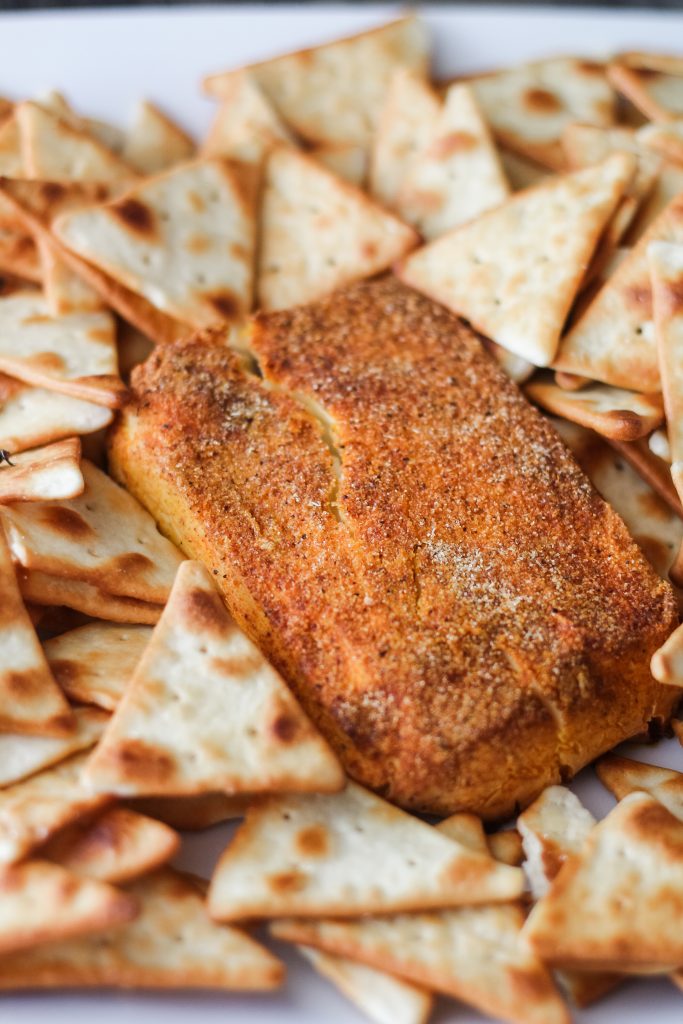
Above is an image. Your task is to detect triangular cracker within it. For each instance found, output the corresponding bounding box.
[526,375,664,441]
[203,16,429,148]
[398,82,510,239]
[38,234,105,316]
[649,241,683,500]
[44,621,152,710]
[54,159,257,327]
[0,706,107,789]
[369,68,441,208]
[129,792,248,831]
[0,868,283,991]
[523,791,683,969]
[258,146,418,311]
[499,148,548,190]
[488,829,524,866]
[597,756,683,821]
[208,780,523,922]
[608,62,683,123]
[310,143,367,187]
[0,115,23,176]
[43,806,179,883]
[17,101,137,186]
[0,437,83,503]
[1,459,184,603]
[17,569,163,625]
[609,434,683,517]
[122,101,194,175]
[554,193,683,390]
[437,812,489,854]
[398,152,634,365]
[0,858,137,955]
[202,71,295,165]
[38,91,126,156]
[0,290,125,408]
[651,620,683,686]
[468,57,615,170]
[297,945,433,1024]
[83,559,344,797]
[0,372,112,454]
[0,227,42,282]
[639,119,683,166]
[483,338,535,383]
[0,527,73,737]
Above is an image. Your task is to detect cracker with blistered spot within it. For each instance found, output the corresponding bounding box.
[202,71,295,166]
[597,755,683,820]
[123,101,194,175]
[208,780,524,922]
[554,193,683,391]
[0,228,42,282]
[0,437,83,503]
[84,560,344,797]
[0,373,112,454]
[0,528,73,737]
[608,63,683,123]
[523,792,683,970]
[2,459,184,604]
[43,806,179,883]
[398,152,634,366]
[0,706,107,789]
[397,82,510,240]
[649,242,683,507]
[526,375,664,441]
[44,621,152,710]
[203,15,429,149]
[467,57,616,170]
[18,569,163,625]
[259,146,418,311]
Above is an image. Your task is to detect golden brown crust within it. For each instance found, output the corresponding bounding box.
[109,277,679,818]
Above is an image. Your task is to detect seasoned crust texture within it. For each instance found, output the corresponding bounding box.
[109,277,678,818]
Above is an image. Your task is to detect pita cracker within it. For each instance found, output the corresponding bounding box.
[597,755,683,821]
[499,147,549,190]
[128,792,249,831]
[523,791,683,970]
[123,101,194,175]
[638,119,683,166]
[0,747,114,863]
[0,437,83,503]
[608,435,683,518]
[0,528,73,737]
[562,122,660,199]
[203,16,429,148]
[38,91,126,156]
[649,242,683,493]
[398,152,634,366]
[554,193,683,391]
[18,569,163,625]
[202,71,295,165]
[2,459,184,603]
[83,560,344,797]
[651,620,683,686]
[0,115,23,176]
[526,375,664,441]
[0,706,107,789]
[297,945,433,1024]
[311,143,367,187]
[44,621,152,710]
[608,63,683,123]
[0,373,112,454]
[0,858,136,955]
[482,338,535,383]
[259,147,418,311]
[209,780,523,922]
[632,159,683,238]
[649,427,672,461]
[38,235,105,316]
[0,867,283,991]
[468,57,615,170]
[43,806,179,883]
[616,52,683,76]
[17,101,137,186]
[398,83,510,240]
[518,786,596,902]
[436,812,489,854]
[272,904,569,1024]
[54,159,257,328]
[369,68,441,208]
[488,829,524,866]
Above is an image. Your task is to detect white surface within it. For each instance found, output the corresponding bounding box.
[2,3,682,1022]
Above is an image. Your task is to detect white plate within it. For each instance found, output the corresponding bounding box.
[2,3,682,1022]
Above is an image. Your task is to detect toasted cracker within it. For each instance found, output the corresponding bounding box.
[39,234,106,315]
[202,71,295,165]
[18,569,163,625]
[44,621,152,710]
[0,227,42,282]
[609,435,683,517]
[0,867,283,990]
[483,338,536,383]
[55,159,256,328]
[0,527,73,736]
[0,858,136,955]
[17,101,137,186]
[562,122,660,200]
[0,373,112,454]
[369,68,441,209]
[398,152,634,366]
[0,706,107,789]
[259,146,419,311]
[38,91,126,156]
[638,119,683,166]
[0,437,83,503]
[398,82,510,239]
[203,16,429,149]
[43,806,179,883]
[297,945,433,1024]
[616,53,683,76]
[649,242,683,499]
[526,375,663,440]
[597,755,683,820]
[499,147,548,190]
[310,143,367,187]
[468,57,615,170]
[84,560,344,797]
[608,63,683,123]
[0,115,23,176]
[523,791,683,969]
[128,792,249,830]
[650,427,672,461]
[122,101,194,175]
[2,458,184,603]
[651,620,683,686]
[488,829,524,866]
[436,812,489,854]
[209,780,523,922]
[554,193,683,391]
[518,785,596,901]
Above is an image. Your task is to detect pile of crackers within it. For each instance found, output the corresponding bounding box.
[0,13,682,1024]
